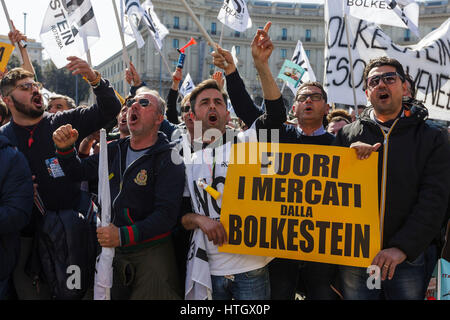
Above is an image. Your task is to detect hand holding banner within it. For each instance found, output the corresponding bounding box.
[220,142,381,268]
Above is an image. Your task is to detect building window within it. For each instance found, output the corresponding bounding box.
[234,31,240,38]
[235,45,240,55]
[211,22,217,35]
[173,38,179,49]
[305,29,311,42]
[404,29,410,42]
[282,28,287,41]
[174,16,179,29]
[305,50,311,58]
[281,48,287,59]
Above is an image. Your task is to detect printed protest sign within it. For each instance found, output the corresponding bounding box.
[277,60,306,89]
[220,142,380,268]
[0,41,14,72]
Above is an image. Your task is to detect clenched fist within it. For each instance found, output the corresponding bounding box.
[53,124,79,150]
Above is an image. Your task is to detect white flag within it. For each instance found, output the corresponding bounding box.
[286,40,316,95]
[93,129,114,300]
[40,0,100,68]
[180,73,195,97]
[218,0,252,32]
[122,0,168,50]
[325,0,450,121]
[345,0,419,37]
[142,0,169,49]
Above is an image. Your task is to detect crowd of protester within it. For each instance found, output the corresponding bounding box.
[0,21,449,301]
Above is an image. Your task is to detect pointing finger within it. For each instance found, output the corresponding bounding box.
[263,21,272,33]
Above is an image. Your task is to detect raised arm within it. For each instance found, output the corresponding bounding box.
[52,124,100,182]
[166,67,183,124]
[8,21,35,76]
[212,46,263,127]
[251,22,286,130]
[58,56,121,139]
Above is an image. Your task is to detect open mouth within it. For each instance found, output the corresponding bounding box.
[32,95,43,108]
[208,113,218,124]
[129,113,138,124]
[304,106,313,112]
[379,93,390,100]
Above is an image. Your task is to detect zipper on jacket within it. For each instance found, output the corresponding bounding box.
[111,147,153,211]
[378,118,399,247]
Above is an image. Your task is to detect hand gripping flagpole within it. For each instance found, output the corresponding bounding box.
[1,0,27,65]
[94,129,114,300]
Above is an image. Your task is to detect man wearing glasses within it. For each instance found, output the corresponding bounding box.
[52,89,185,299]
[0,59,121,299]
[334,56,450,299]
[212,22,336,300]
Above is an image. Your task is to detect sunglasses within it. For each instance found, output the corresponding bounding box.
[126,98,151,108]
[296,93,323,102]
[6,82,42,96]
[366,72,404,89]
[180,105,190,113]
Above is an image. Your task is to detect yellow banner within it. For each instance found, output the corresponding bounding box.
[0,41,15,72]
[219,142,380,268]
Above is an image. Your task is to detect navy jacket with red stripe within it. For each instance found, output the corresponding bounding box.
[56,132,185,250]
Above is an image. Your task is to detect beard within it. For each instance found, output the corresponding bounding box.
[11,94,44,119]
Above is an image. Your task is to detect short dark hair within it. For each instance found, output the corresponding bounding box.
[48,94,76,110]
[326,109,352,124]
[0,68,35,96]
[189,79,228,115]
[295,81,328,103]
[363,56,405,90]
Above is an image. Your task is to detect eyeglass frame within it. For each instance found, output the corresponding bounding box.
[295,93,324,103]
[4,81,43,96]
[126,98,152,108]
[366,72,404,90]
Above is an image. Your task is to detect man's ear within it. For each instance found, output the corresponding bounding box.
[402,81,408,97]
[1,95,12,107]
[156,113,164,125]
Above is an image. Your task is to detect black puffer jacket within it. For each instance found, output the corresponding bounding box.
[334,104,450,262]
[0,135,33,280]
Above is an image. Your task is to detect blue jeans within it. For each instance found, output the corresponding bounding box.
[211,266,270,300]
[338,248,431,300]
[268,258,300,300]
[301,261,339,300]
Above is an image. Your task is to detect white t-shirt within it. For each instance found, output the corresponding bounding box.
[183,128,272,276]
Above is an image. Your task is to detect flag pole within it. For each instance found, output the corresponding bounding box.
[112,0,130,68]
[179,0,216,47]
[153,38,172,76]
[219,22,225,47]
[179,0,228,72]
[344,13,359,119]
[1,0,27,64]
